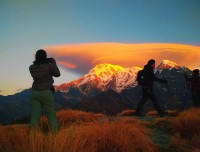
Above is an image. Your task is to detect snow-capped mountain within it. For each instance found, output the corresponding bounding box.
[0,60,193,124]
[56,60,190,95]
[156,60,181,71]
[56,60,192,113]
[55,64,142,93]
[154,60,192,109]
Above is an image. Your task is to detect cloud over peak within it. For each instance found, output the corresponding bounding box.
[46,43,200,74]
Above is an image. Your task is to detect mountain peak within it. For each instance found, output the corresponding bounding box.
[56,63,141,93]
[161,60,178,65]
[156,60,180,70]
[89,64,125,77]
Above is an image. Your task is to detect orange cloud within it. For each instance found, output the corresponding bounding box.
[46,43,200,73]
[58,61,77,69]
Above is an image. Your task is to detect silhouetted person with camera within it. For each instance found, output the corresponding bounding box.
[185,69,200,107]
[136,59,167,117]
[29,49,60,132]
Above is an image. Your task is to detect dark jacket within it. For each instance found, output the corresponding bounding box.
[143,64,166,88]
[29,61,61,91]
[185,75,200,92]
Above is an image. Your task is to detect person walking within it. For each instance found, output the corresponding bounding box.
[185,69,200,107]
[29,49,61,132]
[136,59,167,116]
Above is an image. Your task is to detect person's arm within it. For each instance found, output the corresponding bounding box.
[153,72,167,83]
[50,59,61,77]
[184,74,192,82]
[51,64,61,77]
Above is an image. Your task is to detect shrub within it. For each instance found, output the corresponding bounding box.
[170,108,200,138]
[39,109,105,130]
[167,108,200,151]
[57,109,105,127]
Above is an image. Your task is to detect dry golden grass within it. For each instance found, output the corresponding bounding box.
[117,109,136,116]
[146,110,178,117]
[192,149,200,152]
[146,110,158,116]
[57,109,105,127]
[0,110,157,152]
[166,110,179,117]
[39,109,105,131]
[167,133,200,152]
[171,108,200,138]
[167,108,200,152]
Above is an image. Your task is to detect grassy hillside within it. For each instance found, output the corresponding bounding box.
[0,109,200,152]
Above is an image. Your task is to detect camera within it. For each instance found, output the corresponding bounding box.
[47,58,55,64]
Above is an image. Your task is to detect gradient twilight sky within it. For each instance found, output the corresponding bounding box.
[0,0,200,95]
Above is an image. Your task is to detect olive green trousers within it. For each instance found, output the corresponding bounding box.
[30,90,58,133]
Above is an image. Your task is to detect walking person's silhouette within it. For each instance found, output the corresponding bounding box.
[29,49,61,132]
[136,59,167,116]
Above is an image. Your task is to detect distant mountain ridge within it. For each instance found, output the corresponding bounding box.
[0,60,193,124]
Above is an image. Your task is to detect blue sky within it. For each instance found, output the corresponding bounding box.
[0,0,200,95]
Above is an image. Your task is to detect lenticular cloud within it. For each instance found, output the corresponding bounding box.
[46,43,200,74]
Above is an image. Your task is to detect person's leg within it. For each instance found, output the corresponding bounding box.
[41,90,58,133]
[192,91,199,107]
[136,88,148,115]
[198,91,200,107]
[148,89,164,116]
[30,91,41,130]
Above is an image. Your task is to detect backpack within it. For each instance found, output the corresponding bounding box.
[137,70,146,86]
